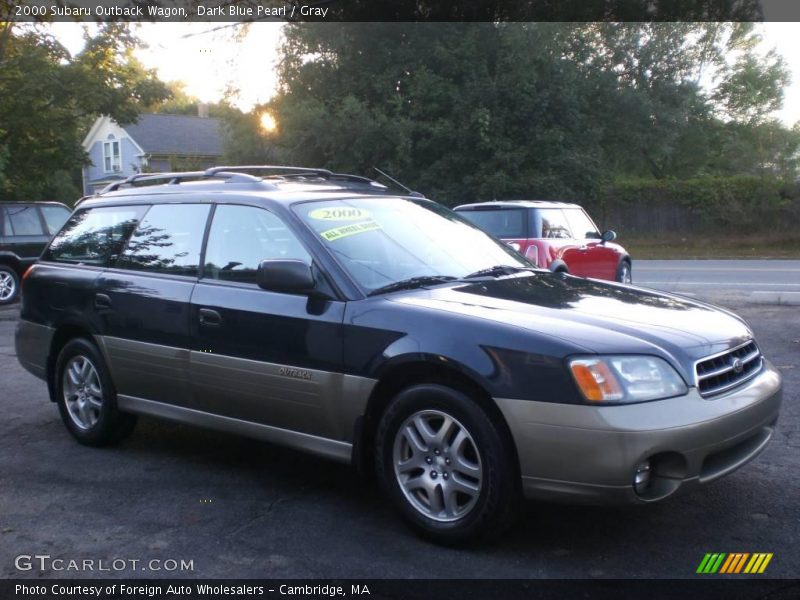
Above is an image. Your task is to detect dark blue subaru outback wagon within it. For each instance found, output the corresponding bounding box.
[15,166,782,542]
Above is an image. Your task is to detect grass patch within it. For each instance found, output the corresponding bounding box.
[623,234,800,259]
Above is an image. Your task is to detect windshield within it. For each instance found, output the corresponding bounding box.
[457,208,527,239]
[294,197,529,293]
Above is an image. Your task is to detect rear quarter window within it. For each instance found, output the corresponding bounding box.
[43,206,147,266]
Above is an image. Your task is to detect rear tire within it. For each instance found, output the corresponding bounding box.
[0,265,19,305]
[54,338,137,446]
[375,383,519,544]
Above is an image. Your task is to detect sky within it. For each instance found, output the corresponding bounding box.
[47,22,800,126]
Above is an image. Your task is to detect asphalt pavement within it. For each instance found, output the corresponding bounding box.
[0,260,798,579]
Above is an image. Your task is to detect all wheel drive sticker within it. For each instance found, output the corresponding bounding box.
[309,206,383,242]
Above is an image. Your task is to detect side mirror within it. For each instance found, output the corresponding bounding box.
[601,230,617,244]
[257,259,315,293]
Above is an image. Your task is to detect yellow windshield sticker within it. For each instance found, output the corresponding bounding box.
[309,207,372,221]
[320,220,382,242]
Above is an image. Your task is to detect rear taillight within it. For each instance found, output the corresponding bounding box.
[524,244,539,266]
[21,265,34,289]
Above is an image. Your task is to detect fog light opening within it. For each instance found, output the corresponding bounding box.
[633,460,652,495]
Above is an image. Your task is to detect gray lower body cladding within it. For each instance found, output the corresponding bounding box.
[15,319,53,381]
[15,321,782,505]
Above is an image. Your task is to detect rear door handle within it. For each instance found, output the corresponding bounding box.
[198,308,222,327]
[94,293,112,310]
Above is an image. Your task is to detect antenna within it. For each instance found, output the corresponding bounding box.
[373,167,425,198]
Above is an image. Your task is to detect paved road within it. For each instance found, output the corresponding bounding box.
[634,259,800,304]
[0,265,798,580]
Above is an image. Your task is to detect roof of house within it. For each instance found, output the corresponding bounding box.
[124,114,223,157]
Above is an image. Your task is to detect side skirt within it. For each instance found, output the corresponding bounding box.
[117,394,353,463]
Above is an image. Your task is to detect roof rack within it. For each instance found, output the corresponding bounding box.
[205,165,333,178]
[206,165,383,187]
[97,165,395,196]
[100,170,262,194]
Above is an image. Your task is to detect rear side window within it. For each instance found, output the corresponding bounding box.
[118,204,210,277]
[40,205,72,235]
[6,205,44,236]
[44,206,146,266]
[457,208,527,239]
[537,209,573,239]
[203,204,311,284]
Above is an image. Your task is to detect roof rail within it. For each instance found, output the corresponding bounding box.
[99,170,262,194]
[96,165,389,196]
[205,165,333,178]
[205,165,383,187]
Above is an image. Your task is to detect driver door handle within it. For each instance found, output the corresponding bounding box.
[94,293,112,310]
[198,308,222,327]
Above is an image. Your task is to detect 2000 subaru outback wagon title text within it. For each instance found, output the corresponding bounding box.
[15,166,782,542]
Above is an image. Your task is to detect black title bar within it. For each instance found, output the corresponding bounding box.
[5,0,800,22]
[3,579,800,600]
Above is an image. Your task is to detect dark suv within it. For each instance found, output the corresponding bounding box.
[0,202,71,304]
[15,167,782,542]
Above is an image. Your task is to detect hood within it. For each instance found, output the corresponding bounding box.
[390,273,752,363]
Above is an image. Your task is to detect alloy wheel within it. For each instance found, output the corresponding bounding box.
[0,271,15,301]
[620,263,632,284]
[62,355,104,430]
[392,409,483,522]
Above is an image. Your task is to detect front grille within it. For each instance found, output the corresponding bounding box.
[695,340,762,397]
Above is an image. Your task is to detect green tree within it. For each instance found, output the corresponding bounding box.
[268,23,797,204]
[0,24,169,201]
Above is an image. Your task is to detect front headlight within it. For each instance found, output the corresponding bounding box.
[568,355,688,404]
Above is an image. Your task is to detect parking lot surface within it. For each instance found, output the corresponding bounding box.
[0,263,798,579]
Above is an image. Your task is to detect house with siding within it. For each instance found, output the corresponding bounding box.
[81,111,224,195]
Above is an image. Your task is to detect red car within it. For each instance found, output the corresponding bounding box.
[454,200,632,283]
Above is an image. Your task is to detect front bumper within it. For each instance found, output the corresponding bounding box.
[495,360,782,504]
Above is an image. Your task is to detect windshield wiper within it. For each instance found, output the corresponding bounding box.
[367,275,458,297]
[462,265,537,279]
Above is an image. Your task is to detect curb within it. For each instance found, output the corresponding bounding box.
[749,291,800,306]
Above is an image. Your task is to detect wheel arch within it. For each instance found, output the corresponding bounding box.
[0,252,23,274]
[47,322,99,403]
[353,358,520,481]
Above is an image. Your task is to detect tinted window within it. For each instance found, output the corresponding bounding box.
[6,205,44,236]
[40,205,72,235]
[44,206,146,266]
[537,209,573,239]
[204,205,311,284]
[119,204,210,276]
[563,208,599,239]
[457,208,527,239]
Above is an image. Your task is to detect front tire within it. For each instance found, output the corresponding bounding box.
[0,265,19,305]
[54,338,137,446]
[616,259,632,284]
[375,383,519,543]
